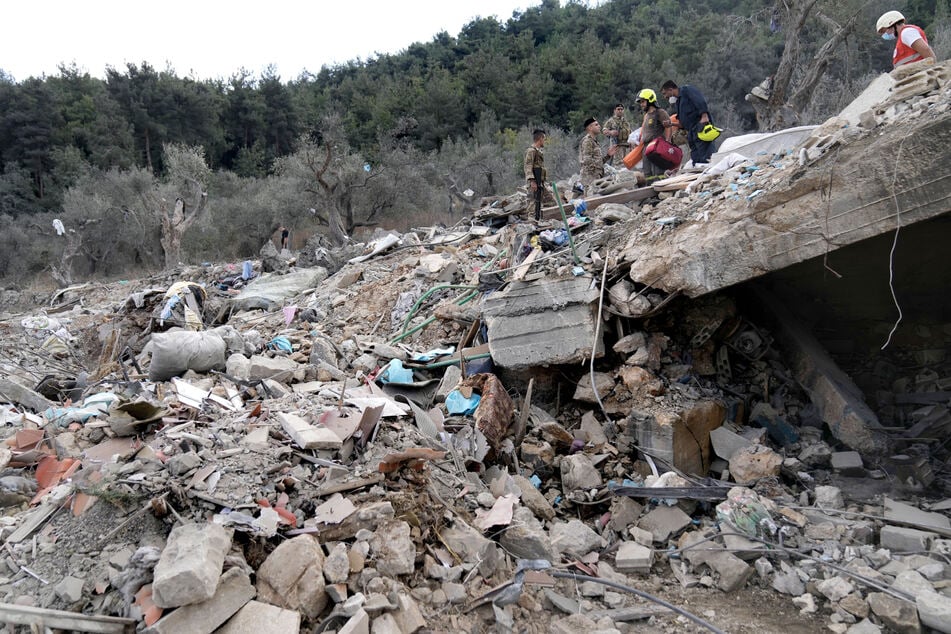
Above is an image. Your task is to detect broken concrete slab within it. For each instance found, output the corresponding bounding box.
[152,523,232,608]
[482,276,603,369]
[549,519,606,558]
[831,451,865,476]
[369,521,416,576]
[615,541,653,574]
[709,426,752,461]
[637,506,692,543]
[884,498,951,532]
[0,378,55,413]
[917,591,951,634]
[866,593,920,634]
[756,289,888,455]
[149,568,255,634]
[560,453,603,493]
[277,412,342,450]
[216,600,301,634]
[881,526,938,553]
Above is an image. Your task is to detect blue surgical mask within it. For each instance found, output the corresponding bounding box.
[882,32,896,41]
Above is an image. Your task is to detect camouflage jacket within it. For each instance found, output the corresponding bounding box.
[523,146,547,182]
[579,133,605,183]
[603,115,632,147]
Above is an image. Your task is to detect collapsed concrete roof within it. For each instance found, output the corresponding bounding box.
[619,61,951,299]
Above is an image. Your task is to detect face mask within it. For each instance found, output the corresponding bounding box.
[668,96,677,104]
[882,32,896,41]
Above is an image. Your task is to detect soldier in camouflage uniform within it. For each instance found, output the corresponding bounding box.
[524,129,554,218]
[578,117,615,191]
[602,104,632,167]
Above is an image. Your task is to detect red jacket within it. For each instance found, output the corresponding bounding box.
[894,25,929,67]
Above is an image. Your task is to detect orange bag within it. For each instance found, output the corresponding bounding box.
[622,142,644,169]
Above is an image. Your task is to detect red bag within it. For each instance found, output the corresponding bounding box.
[644,136,683,170]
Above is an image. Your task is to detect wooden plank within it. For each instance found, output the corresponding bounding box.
[5,501,59,544]
[540,186,656,219]
[0,602,135,633]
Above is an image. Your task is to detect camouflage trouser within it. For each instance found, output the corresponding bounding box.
[526,185,556,215]
[611,144,630,167]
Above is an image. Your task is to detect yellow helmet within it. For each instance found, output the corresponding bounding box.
[698,123,722,142]
[876,10,905,33]
[637,89,657,105]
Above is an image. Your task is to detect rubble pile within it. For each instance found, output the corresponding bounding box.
[0,61,949,634]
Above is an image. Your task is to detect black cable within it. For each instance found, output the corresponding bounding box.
[549,571,726,634]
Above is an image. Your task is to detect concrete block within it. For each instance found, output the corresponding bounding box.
[633,401,725,475]
[637,505,692,543]
[707,551,753,592]
[248,355,301,381]
[482,277,603,369]
[615,541,653,573]
[152,523,231,608]
[709,426,752,460]
[150,568,255,634]
[881,526,937,553]
[550,519,606,558]
[338,609,370,634]
[277,412,342,450]
[560,454,603,492]
[884,498,951,531]
[513,475,555,521]
[831,451,864,476]
[499,507,554,561]
[917,591,951,633]
[392,594,426,634]
[867,592,921,634]
[217,600,301,634]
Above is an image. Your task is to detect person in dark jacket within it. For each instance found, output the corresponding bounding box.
[661,80,715,165]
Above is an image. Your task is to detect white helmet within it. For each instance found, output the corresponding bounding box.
[876,10,905,33]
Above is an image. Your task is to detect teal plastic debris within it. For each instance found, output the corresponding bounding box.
[268,336,292,353]
[445,389,481,415]
[378,358,414,384]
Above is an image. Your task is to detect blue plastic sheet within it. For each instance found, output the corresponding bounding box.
[268,336,292,353]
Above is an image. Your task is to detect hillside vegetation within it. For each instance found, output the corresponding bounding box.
[0,0,945,283]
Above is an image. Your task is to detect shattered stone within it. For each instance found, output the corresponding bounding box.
[560,453,603,493]
[550,519,606,558]
[256,534,328,619]
[217,600,302,634]
[839,592,870,619]
[54,575,84,604]
[152,523,232,608]
[729,444,782,485]
[814,485,845,510]
[845,619,882,634]
[499,507,554,560]
[916,591,951,634]
[369,521,416,576]
[150,568,255,634]
[830,451,864,476]
[867,592,921,634]
[513,474,556,521]
[324,542,351,584]
[637,505,692,543]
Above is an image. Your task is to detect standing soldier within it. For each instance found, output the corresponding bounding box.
[603,104,632,167]
[579,117,615,192]
[524,129,552,220]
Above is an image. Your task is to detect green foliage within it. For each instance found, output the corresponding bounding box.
[0,0,923,282]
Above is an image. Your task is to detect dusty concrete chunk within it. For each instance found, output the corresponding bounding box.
[632,402,724,475]
[0,378,55,412]
[831,451,864,476]
[867,592,921,634]
[615,541,653,573]
[818,576,855,602]
[339,609,370,634]
[637,505,692,542]
[884,498,951,531]
[917,591,951,633]
[248,354,301,381]
[513,474,555,521]
[709,426,752,460]
[550,519,606,558]
[369,521,416,576]
[482,277,603,369]
[560,453,603,493]
[152,523,231,608]
[392,594,426,634]
[150,568,255,634]
[256,534,327,618]
[881,526,937,552]
[729,445,782,485]
[54,576,83,603]
[814,485,845,509]
[499,507,554,560]
[217,600,301,634]
[324,543,351,584]
[277,412,342,450]
[705,551,753,592]
[846,620,881,634]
